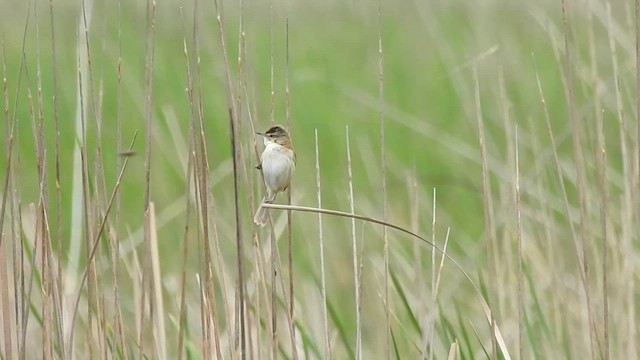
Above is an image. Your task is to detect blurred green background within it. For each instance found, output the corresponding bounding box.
[0,0,569,258]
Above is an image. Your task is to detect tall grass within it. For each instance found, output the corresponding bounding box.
[0,0,639,358]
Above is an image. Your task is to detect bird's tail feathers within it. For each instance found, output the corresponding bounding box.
[253,191,277,227]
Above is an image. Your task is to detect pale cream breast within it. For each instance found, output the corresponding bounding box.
[261,143,295,192]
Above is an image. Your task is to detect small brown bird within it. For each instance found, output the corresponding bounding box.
[253,125,296,227]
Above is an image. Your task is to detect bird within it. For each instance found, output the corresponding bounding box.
[253,125,296,227]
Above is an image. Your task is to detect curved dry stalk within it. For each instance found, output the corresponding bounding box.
[262,203,512,358]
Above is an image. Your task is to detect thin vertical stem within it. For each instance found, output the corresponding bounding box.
[346,126,361,359]
[596,106,609,360]
[7,15,28,355]
[377,3,390,358]
[67,133,137,358]
[633,0,640,356]
[67,0,89,311]
[473,61,497,359]
[47,5,64,351]
[284,18,298,360]
[0,45,16,358]
[636,0,640,251]
[34,0,58,355]
[236,7,250,358]
[142,0,158,357]
[315,129,330,359]
[428,188,436,360]
[194,1,226,355]
[560,1,598,358]
[515,126,524,360]
[111,0,126,355]
[270,1,275,127]
[177,6,196,360]
[213,0,245,356]
[268,3,277,358]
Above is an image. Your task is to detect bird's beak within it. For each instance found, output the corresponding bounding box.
[256,132,264,136]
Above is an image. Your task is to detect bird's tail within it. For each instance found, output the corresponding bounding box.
[253,191,277,227]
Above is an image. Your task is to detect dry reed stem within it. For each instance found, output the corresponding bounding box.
[66,132,137,356]
[68,0,90,311]
[0,51,16,357]
[497,68,513,324]
[271,235,300,358]
[242,75,273,354]
[605,6,630,342]
[377,2,390,358]
[267,4,279,359]
[634,0,640,358]
[262,4,280,359]
[112,0,126,355]
[560,1,598,357]
[212,0,246,357]
[235,3,262,356]
[74,24,93,353]
[346,126,362,359]
[22,200,40,360]
[204,21,232,360]
[47,3,63,322]
[433,226,450,358]
[315,129,330,359]
[636,0,640,261]
[447,341,459,360]
[236,25,268,360]
[197,98,224,359]
[515,125,524,360]
[44,0,66,353]
[192,2,226,357]
[235,8,258,358]
[266,217,286,356]
[77,4,102,352]
[407,172,426,356]
[421,185,451,356]
[2,34,26,358]
[35,36,56,355]
[533,52,586,357]
[270,1,275,128]
[472,62,497,359]
[426,189,437,359]
[236,12,259,359]
[597,102,610,360]
[284,18,299,360]
[177,7,196,360]
[141,0,158,357]
[433,228,450,308]
[148,202,166,359]
[192,176,212,360]
[601,5,619,359]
